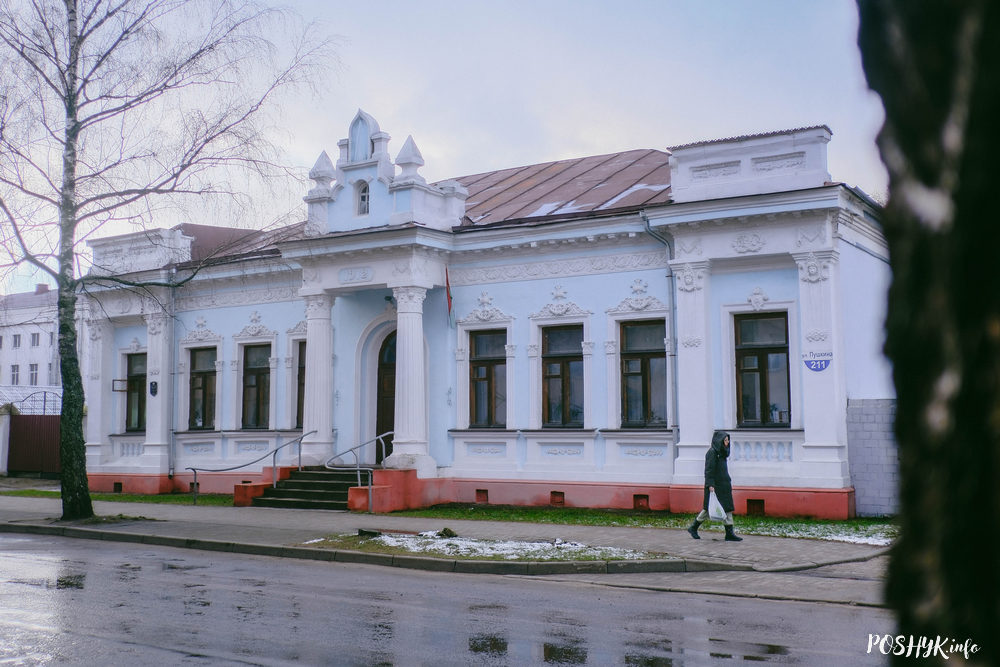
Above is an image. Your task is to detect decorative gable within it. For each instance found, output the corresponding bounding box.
[303,110,469,237]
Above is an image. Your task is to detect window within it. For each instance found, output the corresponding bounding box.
[295,341,306,429]
[357,182,370,216]
[28,363,38,386]
[188,348,217,430]
[620,320,667,428]
[50,332,54,346]
[12,334,20,348]
[469,330,506,427]
[542,325,584,427]
[30,332,40,347]
[242,344,270,429]
[735,313,791,428]
[10,364,19,385]
[0,335,4,349]
[125,353,146,432]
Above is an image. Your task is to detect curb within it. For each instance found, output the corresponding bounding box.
[1,521,740,576]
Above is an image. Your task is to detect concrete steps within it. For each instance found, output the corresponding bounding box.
[251,467,368,511]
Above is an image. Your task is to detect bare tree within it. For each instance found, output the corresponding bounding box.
[0,0,331,519]
[859,1,997,662]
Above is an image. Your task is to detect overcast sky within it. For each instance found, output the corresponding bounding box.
[3,0,886,294]
[284,0,886,193]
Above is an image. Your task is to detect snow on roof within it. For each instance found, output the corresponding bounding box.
[443,148,673,227]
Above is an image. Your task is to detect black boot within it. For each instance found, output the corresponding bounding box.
[687,520,702,540]
[724,525,742,542]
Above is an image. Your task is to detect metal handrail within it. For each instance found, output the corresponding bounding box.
[324,431,393,513]
[186,430,317,505]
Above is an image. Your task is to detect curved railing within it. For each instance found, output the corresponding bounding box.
[324,431,393,513]
[186,430,316,505]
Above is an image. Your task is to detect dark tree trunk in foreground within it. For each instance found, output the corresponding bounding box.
[859,2,998,662]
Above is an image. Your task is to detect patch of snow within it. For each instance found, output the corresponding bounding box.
[374,533,653,560]
[526,202,562,217]
[598,182,671,210]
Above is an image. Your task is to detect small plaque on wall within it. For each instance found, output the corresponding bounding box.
[112,379,127,392]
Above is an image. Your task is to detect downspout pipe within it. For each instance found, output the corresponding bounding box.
[640,211,680,447]
[168,266,177,478]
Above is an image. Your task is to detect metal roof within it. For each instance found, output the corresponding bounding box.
[447,148,672,227]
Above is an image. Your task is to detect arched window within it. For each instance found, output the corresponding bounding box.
[357,181,370,216]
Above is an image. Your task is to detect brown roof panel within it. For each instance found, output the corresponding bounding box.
[450,149,672,227]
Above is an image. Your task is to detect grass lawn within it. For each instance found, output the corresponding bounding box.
[0,489,234,506]
[391,503,898,545]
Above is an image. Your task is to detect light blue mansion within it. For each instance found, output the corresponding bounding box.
[75,112,894,517]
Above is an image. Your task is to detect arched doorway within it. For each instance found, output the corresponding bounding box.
[375,331,396,463]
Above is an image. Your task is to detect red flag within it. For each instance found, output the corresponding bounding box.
[445,267,455,328]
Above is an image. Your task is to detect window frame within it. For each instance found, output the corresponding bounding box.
[241,343,271,430]
[30,332,40,347]
[28,363,38,386]
[541,325,585,428]
[10,364,19,385]
[188,347,218,431]
[469,329,508,428]
[619,319,668,428]
[356,181,370,216]
[125,352,147,432]
[295,340,306,429]
[12,334,20,349]
[733,312,792,429]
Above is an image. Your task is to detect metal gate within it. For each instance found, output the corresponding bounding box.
[6,391,61,476]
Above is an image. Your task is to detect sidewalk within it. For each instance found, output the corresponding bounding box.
[0,493,889,607]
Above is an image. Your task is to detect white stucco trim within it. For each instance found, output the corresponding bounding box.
[719,299,801,431]
[455,318,515,430]
[527,313,593,430]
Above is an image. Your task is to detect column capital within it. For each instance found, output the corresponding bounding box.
[304,293,333,319]
[792,250,839,283]
[393,286,427,313]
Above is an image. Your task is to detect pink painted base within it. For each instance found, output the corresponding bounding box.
[89,470,856,519]
[350,475,856,519]
[88,466,291,499]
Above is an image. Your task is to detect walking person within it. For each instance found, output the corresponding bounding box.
[687,430,742,541]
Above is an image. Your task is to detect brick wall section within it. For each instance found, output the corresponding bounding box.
[847,398,899,516]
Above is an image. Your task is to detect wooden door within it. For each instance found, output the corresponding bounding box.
[375,331,396,463]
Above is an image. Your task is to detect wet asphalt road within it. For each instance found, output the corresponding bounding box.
[0,534,894,665]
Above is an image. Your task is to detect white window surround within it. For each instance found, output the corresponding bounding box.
[116,344,147,435]
[604,308,672,430]
[528,313,593,430]
[284,326,307,430]
[176,342,223,432]
[230,335,278,432]
[354,179,371,217]
[455,319,515,430]
[719,299,801,431]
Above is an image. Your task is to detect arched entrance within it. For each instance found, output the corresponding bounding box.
[375,331,396,463]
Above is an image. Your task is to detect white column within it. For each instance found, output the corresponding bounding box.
[671,261,713,483]
[84,316,114,468]
[794,251,850,487]
[140,311,171,472]
[384,286,436,477]
[301,293,334,464]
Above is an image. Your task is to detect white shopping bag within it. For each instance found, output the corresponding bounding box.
[708,491,726,521]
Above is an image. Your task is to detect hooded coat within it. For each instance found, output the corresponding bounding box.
[703,430,734,513]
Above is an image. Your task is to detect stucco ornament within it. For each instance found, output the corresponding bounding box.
[181,316,221,343]
[531,285,591,318]
[304,294,332,319]
[675,264,705,292]
[458,291,512,324]
[235,311,276,338]
[747,287,770,310]
[733,232,765,254]
[608,279,668,313]
[797,253,829,282]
